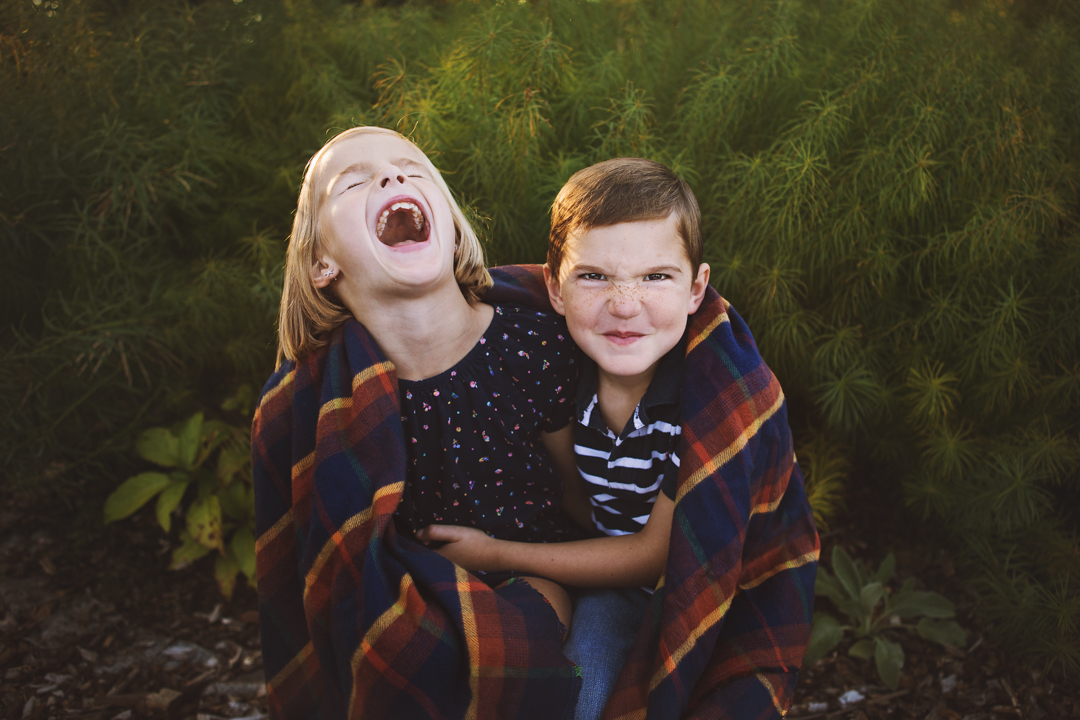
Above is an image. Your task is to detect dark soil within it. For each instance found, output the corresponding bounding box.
[1,477,1077,720]
[790,473,1080,720]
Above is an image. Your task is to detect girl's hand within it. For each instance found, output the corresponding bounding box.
[417,525,501,572]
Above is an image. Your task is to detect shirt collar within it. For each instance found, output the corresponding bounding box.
[575,334,685,433]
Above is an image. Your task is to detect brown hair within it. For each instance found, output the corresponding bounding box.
[547,157,703,280]
[277,126,491,365]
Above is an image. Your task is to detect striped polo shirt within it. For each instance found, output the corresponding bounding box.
[574,339,684,536]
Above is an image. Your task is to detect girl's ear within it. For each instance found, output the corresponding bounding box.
[311,257,338,289]
[687,263,711,314]
[543,264,566,315]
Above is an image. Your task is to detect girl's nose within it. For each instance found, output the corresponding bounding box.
[378,165,407,188]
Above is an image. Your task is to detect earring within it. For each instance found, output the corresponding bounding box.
[324,269,334,278]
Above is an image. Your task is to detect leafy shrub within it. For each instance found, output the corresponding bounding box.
[3,0,1077,666]
[807,547,966,690]
[103,405,255,599]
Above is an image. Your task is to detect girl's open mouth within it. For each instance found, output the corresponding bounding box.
[375,198,430,248]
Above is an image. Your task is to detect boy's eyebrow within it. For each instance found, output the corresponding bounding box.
[568,262,687,275]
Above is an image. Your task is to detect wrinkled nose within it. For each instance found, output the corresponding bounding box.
[377,165,407,189]
[608,285,642,319]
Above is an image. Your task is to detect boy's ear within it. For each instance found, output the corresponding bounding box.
[311,256,338,289]
[543,264,566,316]
[687,263,711,314]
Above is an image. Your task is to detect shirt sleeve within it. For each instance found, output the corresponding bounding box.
[660,448,680,500]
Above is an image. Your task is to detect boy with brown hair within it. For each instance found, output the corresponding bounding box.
[421,157,817,720]
[421,157,708,717]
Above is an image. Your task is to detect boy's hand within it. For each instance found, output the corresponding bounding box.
[417,525,501,572]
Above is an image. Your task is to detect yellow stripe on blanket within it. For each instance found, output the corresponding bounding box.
[268,639,315,693]
[648,594,736,693]
[456,565,481,720]
[348,573,416,717]
[255,369,295,419]
[291,451,315,481]
[675,390,786,503]
[316,361,395,420]
[354,361,395,391]
[756,672,785,716]
[303,482,404,600]
[255,510,294,553]
[686,308,729,355]
[739,549,820,592]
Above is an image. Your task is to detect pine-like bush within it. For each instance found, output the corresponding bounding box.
[3,0,1077,672]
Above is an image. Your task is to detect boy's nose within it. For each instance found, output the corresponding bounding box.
[608,285,642,318]
[377,165,407,188]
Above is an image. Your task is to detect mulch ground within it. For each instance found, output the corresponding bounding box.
[1,478,1077,720]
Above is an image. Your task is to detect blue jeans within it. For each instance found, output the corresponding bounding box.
[563,588,650,720]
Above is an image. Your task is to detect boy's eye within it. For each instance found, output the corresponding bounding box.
[579,273,605,281]
[645,273,670,281]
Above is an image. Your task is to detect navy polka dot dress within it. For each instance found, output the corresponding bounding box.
[394,304,580,545]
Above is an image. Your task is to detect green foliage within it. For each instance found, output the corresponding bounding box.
[103,403,255,599]
[808,547,966,690]
[3,0,1078,669]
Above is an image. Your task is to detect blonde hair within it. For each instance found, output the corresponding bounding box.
[277,127,491,365]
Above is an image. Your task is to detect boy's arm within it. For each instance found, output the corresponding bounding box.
[418,493,675,588]
[539,425,596,533]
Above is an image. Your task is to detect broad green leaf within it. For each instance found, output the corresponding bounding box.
[873,553,896,585]
[831,546,862,601]
[154,479,190,532]
[136,428,180,468]
[860,581,885,617]
[199,420,231,463]
[217,442,249,486]
[805,612,845,665]
[177,412,204,470]
[848,638,875,659]
[889,590,955,618]
[196,468,220,500]
[215,550,240,600]
[838,598,864,620]
[187,495,224,552]
[917,618,967,647]
[231,526,256,581]
[170,531,213,570]
[874,637,904,690]
[219,480,250,521]
[814,570,846,605]
[104,472,171,523]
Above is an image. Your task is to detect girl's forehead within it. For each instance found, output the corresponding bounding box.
[319,133,428,176]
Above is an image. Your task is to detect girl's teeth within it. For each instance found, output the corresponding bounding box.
[376,201,424,238]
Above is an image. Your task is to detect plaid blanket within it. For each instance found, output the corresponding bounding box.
[253,265,819,719]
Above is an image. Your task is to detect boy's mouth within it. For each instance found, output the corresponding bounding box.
[603,331,645,345]
[375,198,430,248]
